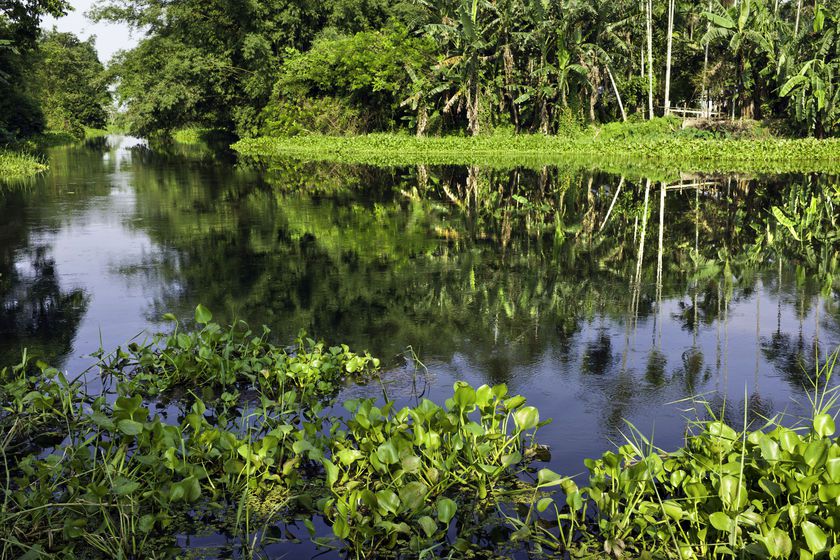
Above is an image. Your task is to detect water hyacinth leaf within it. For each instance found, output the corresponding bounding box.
[453,384,476,411]
[117,419,144,436]
[418,516,437,538]
[762,527,792,558]
[501,451,522,467]
[802,521,827,553]
[813,413,836,437]
[376,441,400,465]
[437,498,457,524]
[710,512,732,532]
[376,490,400,514]
[804,440,828,469]
[719,475,746,509]
[514,406,539,431]
[537,468,564,488]
[139,514,156,533]
[827,457,840,482]
[323,459,339,488]
[662,501,684,521]
[759,478,782,500]
[475,384,493,407]
[399,481,428,511]
[536,497,554,512]
[504,395,526,410]
[112,476,141,495]
[333,516,350,539]
[401,455,421,472]
[759,435,781,462]
[194,304,212,325]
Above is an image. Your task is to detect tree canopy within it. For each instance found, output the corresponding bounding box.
[20,0,834,138]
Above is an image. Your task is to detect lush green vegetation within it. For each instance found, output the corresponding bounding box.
[0,3,110,181]
[0,151,47,179]
[235,117,840,174]
[2,303,840,558]
[90,0,840,138]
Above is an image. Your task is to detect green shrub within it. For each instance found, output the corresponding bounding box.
[261,96,367,136]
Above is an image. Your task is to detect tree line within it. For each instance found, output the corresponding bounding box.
[3,0,839,142]
[91,0,840,138]
[1,1,111,143]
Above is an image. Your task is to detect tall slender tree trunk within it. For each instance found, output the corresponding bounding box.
[606,65,627,121]
[646,0,655,119]
[664,0,675,115]
[416,105,428,137]
[467,80,481,136]
[701,0,711,116]
[795,0,802,35]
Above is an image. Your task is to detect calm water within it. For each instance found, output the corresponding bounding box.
[2,136,838,556]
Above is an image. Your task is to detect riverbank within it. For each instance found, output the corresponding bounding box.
[234,122,840,175]
[0,150,47,179]
[0,128,112,183]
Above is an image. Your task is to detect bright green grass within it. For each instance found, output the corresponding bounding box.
[234,123,840,176]
[0,151,47,180]
[172,127,217,144]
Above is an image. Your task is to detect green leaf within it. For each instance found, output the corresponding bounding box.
[437,498,457,524]
[802,520,827,553]
[780,75,808,98]
[703,11,736,30]
[376,441,399,465]
[376,489,400,514]
[763,527,792,558]
[772,206,800,240]
[537,468,564,488]
[709,512,732,532]
[117,419,144,436]
[418,516,437,538]
[453,383,476,411]
[398,481,428,512]
[813,413,835,437]
[514,406,539,431]
[333,515,350,539]
[139,514,156,533]
[536,497,553,512]
[113,476,141,496]
[195,304,212,325]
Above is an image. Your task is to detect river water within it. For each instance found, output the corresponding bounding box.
[1,135,838,556]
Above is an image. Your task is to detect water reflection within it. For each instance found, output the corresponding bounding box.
[0,137,838,474]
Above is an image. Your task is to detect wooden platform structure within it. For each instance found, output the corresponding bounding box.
[660,105,725,120]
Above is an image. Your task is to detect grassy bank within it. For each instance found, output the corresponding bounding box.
[0,150,47,180]
[234,120,840,175]
[1,127,113,183]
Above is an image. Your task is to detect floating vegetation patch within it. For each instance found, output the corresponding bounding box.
[2,306,840,558]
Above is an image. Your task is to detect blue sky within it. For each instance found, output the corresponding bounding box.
[42,0,139,63]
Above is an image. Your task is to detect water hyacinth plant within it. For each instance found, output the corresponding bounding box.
[319,383,549,555]
[520,357,840,559]
[2,306,840,558]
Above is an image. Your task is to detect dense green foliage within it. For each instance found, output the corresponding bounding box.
[30,31,110,138]
[92,0,408,136]
[0,0,110,149]
[235,120,840,175]
[523,369,840,559]
[1,4,110,156]
[0,150,47,179]
[3,306,840,558]
[95,0,840,137]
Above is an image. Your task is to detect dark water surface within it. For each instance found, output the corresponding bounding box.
[2,136,839,556]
